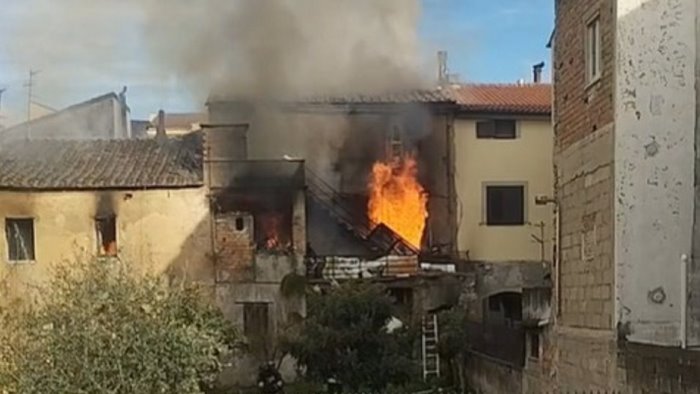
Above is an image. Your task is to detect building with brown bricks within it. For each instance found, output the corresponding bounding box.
[547,0,700,392]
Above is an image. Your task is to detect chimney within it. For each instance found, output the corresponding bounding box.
[156,109,166,139]
[533,62,545,83]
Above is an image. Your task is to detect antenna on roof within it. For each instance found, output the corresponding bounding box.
[437,51,449,86]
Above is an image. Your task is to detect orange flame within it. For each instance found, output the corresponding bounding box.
[368,154,428,248]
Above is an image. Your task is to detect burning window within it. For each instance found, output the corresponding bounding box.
[256,212,292,252]
[96,216,117,256]
[485,185,525,226]
[5,218,35,261]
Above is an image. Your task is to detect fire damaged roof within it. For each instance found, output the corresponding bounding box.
[283,84,551,115]
[0,136,203,190]
[295,89,455,105]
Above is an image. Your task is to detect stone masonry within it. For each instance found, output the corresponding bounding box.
[550,0,618,390]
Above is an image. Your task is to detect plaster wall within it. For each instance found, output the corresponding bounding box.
[614,0,697,345]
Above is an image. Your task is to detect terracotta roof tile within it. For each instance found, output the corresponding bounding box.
[450,83,552,115]
[0,135,203,190]
[289,84,552,115]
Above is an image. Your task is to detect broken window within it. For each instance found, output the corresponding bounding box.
[485,185,525,226]
[5,218,35,261]
[243,302,270,339]
[476,120,517,139]
[95,216,117,256]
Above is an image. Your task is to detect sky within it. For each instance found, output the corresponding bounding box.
[0,0,553,124]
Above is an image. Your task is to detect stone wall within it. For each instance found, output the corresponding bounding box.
[465,355,522,394]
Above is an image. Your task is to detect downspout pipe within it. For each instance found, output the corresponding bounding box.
[681,253,688,349]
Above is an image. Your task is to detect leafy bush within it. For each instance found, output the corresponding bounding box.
[283,281,418,393]
[0,261,237,394]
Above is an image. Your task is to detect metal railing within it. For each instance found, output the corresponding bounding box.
[305,168,419,256]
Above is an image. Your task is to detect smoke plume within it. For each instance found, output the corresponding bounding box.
[142,0,427,99]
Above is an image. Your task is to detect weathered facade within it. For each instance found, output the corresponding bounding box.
[0,130,306,388]
[547,0,700,392]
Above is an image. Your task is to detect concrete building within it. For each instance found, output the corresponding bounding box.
[546,0,700,392]
[0,91,132,143]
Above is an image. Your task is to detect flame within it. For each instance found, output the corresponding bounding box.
[260,214,282,250]
[368,154,428,248]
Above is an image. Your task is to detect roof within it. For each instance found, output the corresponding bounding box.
[266,84,551,115]
[293,89,455,105]
[450,84,552,115]
[0,135,203,190]
[0,93,120,137]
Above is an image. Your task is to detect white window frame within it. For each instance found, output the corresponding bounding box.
[585,15,601,85]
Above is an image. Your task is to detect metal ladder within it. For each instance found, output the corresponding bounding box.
[421,313,440,380]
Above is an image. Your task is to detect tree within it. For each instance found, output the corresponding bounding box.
[0,261,237,394]
[437,307,470,392]
[284,281,417,392]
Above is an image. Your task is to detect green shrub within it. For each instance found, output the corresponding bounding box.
[0,261,237,394]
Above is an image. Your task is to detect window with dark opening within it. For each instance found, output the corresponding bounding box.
[243,302,270,339]
[486,185,525,225]
[5,218,35,261]
[476,120,517,139]
[235,217,245,232]
[96,216,117,256]
[529,331,540,359]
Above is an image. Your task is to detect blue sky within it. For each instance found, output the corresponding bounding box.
[0,0,553,123]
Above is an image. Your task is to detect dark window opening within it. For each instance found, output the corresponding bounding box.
[529,332,540,359]
[486,185,525,225]
[5,218,35,261]
[96,216,117,256]
[213,192,293,253]
[243,302,270,340]
[484,292,522,327]
[235,217,245,231]
[388,287,413,306]
[476,120,517,139]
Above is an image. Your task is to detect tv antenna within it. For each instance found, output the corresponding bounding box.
[23,69,40,139]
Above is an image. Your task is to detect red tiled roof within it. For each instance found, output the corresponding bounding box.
[283,83,551,115]
[450,83,552,115]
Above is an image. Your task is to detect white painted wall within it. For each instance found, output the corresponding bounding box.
[615,0,697,345]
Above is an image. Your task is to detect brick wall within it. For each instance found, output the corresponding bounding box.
[553,0,615,152]
[554,0,616,331]
[549,0,618,390]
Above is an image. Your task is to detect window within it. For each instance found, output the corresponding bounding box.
[235,217,245,232]
[243,302,270,339]
[485,185,525,225]
[476,120,517,139]
[529,331,540,359]
[5,218,35,261]
[95,216,117,256]
[389,125,403,159]
[586,16,601,83]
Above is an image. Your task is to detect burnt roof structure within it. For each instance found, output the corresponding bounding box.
[0,135,203,190]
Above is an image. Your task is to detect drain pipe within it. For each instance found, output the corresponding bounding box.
[681,253,689,349]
